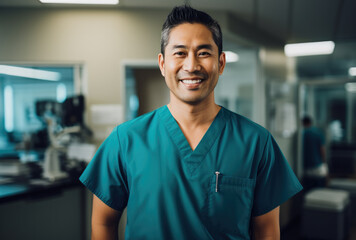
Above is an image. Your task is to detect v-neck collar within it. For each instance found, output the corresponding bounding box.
[159,105,227,176]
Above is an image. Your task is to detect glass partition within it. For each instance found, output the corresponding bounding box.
[0,65,80,155]
[299,80,356,177]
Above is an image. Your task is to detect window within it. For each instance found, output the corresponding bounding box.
[0,65,82,152]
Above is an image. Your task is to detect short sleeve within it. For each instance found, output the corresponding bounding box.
[79,127,128,211]
[252,133,303,216]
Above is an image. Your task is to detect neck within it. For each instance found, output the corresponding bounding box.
[167,95,220,128]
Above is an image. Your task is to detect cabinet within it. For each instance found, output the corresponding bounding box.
[0,186,84,240]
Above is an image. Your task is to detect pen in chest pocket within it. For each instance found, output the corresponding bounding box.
[215,171,220,192]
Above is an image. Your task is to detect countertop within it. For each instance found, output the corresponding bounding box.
[0,176,83,204]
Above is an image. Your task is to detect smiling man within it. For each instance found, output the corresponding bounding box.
[80,5,302,240]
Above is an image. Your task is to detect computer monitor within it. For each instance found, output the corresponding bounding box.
[61,95,85,127]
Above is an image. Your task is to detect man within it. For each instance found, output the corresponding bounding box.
[80,5,302,240]
[302,116,327,190]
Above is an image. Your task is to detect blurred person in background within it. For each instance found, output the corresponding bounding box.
[302,115,328,191]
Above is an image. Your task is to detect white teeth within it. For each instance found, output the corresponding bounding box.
[181,79,202,84]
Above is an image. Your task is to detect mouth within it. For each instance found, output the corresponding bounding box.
[180,79,202,84]
[179,78,204,89]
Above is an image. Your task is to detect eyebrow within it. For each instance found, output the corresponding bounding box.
[171,44,213,51]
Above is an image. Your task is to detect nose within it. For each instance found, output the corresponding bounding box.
[182,54,201,72]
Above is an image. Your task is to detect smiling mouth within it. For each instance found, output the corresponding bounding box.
[179,78,204,90]
[180,79,202,84]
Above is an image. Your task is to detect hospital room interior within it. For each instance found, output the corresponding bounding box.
[0,0,356,239]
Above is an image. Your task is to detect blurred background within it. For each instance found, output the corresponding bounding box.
[0,0,355,239]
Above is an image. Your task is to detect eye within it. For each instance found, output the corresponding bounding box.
[198,51,211,57]
[174,51,186,57]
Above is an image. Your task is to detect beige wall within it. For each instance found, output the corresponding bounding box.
[0,8,165,104]
[0,7,228,136]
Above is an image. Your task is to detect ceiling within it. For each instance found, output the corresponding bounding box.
[1,0,356,79]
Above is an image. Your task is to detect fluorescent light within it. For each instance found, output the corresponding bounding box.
[225,51,239,63]
[284,41,335,57]
[0,65,61,81]
[349,67,356,77]
[39,0,118,4]
[4,86,14,132]
[345,82,356,92]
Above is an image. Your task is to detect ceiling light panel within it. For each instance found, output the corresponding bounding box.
[349,67,356,76]
[0,65,61,81]
[284,41,335,57]
[39,0,119,5]
[225,51,239,63]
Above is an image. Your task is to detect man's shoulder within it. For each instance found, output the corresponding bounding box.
[222,107,269,137]
[117,106,163,134]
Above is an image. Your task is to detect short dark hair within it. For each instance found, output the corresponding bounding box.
[160,5,223,56]
[302,116,312,126]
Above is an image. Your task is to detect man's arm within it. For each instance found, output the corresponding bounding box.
[252,206,280,240]
[91,194,122,240]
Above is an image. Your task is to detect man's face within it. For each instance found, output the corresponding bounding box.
[158,23,225,105]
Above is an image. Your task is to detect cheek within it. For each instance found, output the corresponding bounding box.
[165,59,180,74]
[207,62,219,75]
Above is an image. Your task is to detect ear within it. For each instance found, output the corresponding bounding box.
[158,53,165,77]
[218,52,226,75]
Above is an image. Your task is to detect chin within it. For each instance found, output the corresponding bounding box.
[181,97,205,105]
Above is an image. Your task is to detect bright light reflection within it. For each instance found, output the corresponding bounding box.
[0,65,61,81]
[225,51,239,63]
[349,67,356,77]
[39,0,118,4]
[4,85,14,132]
[284,41,335,57]
[57,84,67,103]
[345,83,356,92]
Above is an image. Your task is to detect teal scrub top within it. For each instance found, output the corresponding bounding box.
[80,106,302,240]
[303,127,325,169]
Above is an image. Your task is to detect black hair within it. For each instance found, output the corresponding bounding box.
[302,116,312,126]
[160,5,223,56]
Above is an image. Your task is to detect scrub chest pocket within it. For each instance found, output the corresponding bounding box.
[204,174,256,237]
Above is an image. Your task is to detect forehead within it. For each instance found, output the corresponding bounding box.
[167,23,217,49]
